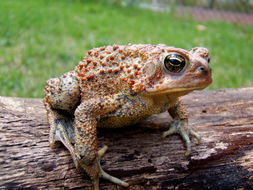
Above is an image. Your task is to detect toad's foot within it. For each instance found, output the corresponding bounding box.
[80,146,129,190]
[49,117,80,166]
[162,120,201,156]
[50,118,129,189]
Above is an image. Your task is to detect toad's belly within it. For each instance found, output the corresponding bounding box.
[96,94,172,128]
[97,114,150,128]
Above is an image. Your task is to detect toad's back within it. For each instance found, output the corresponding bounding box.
[75,44,168,99]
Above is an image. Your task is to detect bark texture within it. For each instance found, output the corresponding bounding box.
[0,88,253,190]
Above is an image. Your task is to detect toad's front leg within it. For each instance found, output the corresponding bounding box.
[74,96,129,190]
[163,99,201,155]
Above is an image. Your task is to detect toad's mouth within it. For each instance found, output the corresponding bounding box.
[144,86,207,96]
[144,76,212,96]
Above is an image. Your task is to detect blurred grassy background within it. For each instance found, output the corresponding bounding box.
[0,0,252,98]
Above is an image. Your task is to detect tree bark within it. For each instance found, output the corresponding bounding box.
[0,88,253,190]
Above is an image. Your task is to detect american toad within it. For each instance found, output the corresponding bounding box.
[44,44,212,189]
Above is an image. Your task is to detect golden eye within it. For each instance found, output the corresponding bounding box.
[164,53,186,73]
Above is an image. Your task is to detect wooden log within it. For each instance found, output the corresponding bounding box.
[0,88,253,190]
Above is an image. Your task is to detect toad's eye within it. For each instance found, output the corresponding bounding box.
[164,53,186,73]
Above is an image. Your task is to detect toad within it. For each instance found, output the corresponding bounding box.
[44,44,212,189]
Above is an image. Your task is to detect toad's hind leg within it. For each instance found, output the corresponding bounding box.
[44,71,80,166]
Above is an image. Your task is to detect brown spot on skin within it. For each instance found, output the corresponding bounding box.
[86,59,91,64]
[121,78,127,82]
[201,52,208,58]
[94,52,99,57]
[127,69,131,73]
[88,50,92,55]
[110,56,114,60]
[118,49,123,53]
[112,62,117,65]
[156,75,161,79]
[99,70,105,74]
[108,80,113,84]
[120,65,124,69]
[114,69,119,73]
[87,75,94,80]
[128,80,135,85]
[106,51,111,54]
[108,69,112,73]
[101,62,106,67]
[139,84,145,90]
[126,65,130,68]
[79,133,83,137]
[78,65,84,70]
[113,45,119,51]
[133,64,138,69]
[100,47,105,51]
[121,55,125,60]
[134,71,139,75]
[159,81,163,84]
[78,73,85,77]
[100,55,104,59]
[93,61,97,66]
[132,83,145,91]
[82,63,88,67]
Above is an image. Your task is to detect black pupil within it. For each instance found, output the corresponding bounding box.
[164,54,186,73]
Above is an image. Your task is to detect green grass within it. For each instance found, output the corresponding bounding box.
[0,0,252,98]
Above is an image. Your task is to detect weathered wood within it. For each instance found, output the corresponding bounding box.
[0,88,253,190]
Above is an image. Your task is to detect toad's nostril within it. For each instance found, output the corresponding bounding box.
[198,66,208,75]
[207,57,211,64]
[199,66,205,71]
